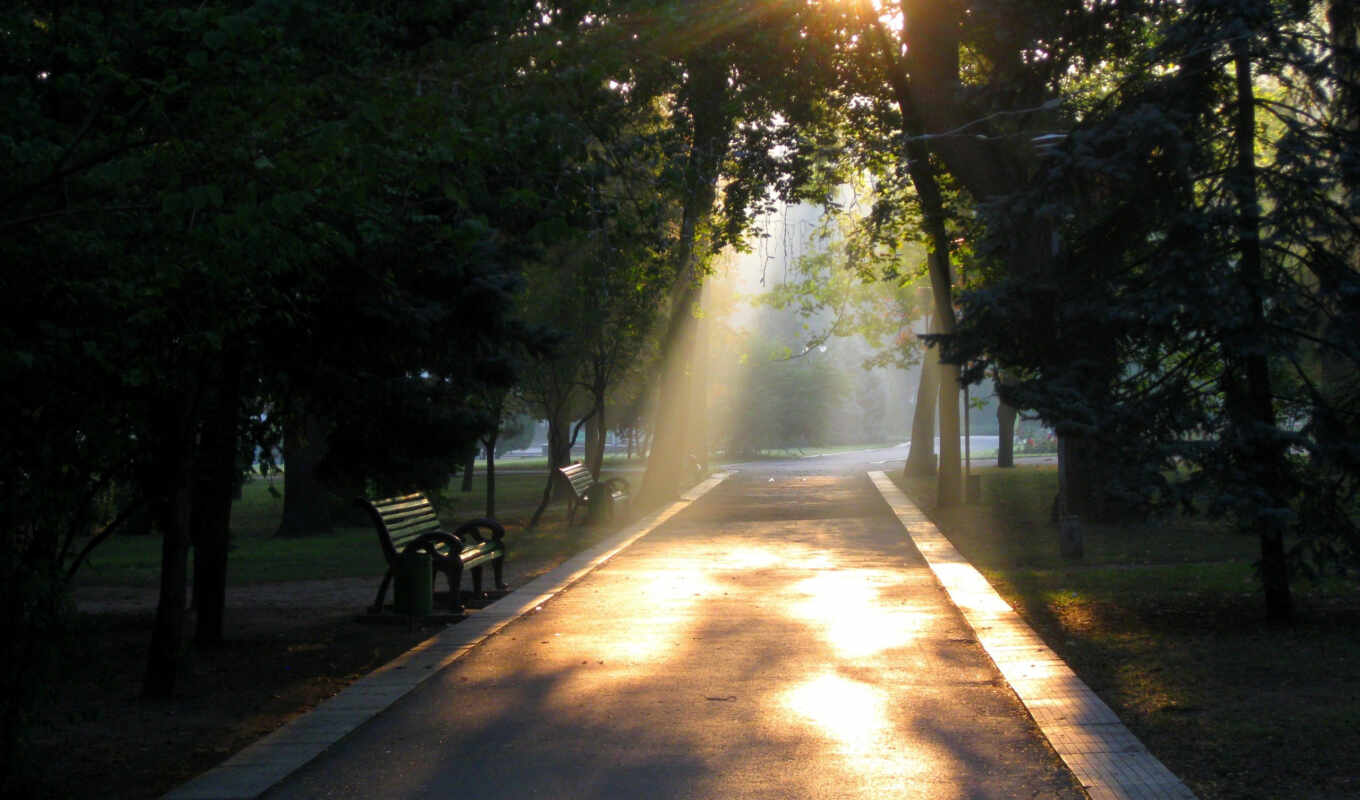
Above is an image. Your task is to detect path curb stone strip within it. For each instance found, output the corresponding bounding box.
[163,472,732,800]
[868,471,1197,800]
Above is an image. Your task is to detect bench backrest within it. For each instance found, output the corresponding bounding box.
[359,493,443,563]
[558,463,595,499]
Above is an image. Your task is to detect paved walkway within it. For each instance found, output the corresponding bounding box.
[168,463,1193,800]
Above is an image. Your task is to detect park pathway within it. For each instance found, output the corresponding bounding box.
[259,469,1083,800]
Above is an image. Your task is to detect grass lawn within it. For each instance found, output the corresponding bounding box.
[893,466,1360,800]
[77,465,634,587]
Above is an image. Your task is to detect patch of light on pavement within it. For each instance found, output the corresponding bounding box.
[781,672,938,794]
[789,572,927,659]
[591,571,717,664]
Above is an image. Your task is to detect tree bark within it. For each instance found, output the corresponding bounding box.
[863,4,963,505]
[1229,37,1292,623]
[691,282,711,473]
[528,403,574,528]
[641,294,697,504]
[275,408,333,537]
[190,352,241,647]
[143,395,196,699]
[1056,433,1109,521]
[916,167,963,506]
[640,55,730,509]
[1323,0,1360,407]
[904,338,940,477]
[483,434,497,519]
[585,378,607,479]
[996,397,1017,468]
[461,449,475,493]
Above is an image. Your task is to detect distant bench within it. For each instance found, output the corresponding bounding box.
[358,492,505,614]
[558,463,630,526]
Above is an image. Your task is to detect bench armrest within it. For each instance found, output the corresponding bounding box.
[402,531,462,560]
[452,517,505,545]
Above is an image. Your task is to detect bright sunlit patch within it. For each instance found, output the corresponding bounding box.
[782,672,943,792]
[591,571,715,663]
[789,571,925,658]
[719,545,786,571]
[932,562,1014,616]
[785,672,887,752]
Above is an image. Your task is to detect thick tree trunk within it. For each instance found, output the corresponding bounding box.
[640,55,729,509]
[144,397,196,699]
[1056,433,1109,522]
[1230,39,1292,623]
[275,408,333,537]
[461,449,475,493]
[585,400,606,479]
[642,299,697,505]
[190,353,241,647]
[904,343,940,478]
[865,6,963,505]
[935,363,963,506]
[691,283,710,473]
[914,164,963,507]
[483,435,497,519]
[997,397,1017,468]
[1323,1,1360,408]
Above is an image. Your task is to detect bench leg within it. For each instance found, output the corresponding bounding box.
[493,557,506,591]
[471,565,484,600]
[441,561,465,614]
[371,570,394,614]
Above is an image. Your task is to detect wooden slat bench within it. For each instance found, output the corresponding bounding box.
[558,463,630,526]
[357,492,505,614]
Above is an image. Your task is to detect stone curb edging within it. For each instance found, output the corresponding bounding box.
[163,471,733,800]
[867,471,1197,800]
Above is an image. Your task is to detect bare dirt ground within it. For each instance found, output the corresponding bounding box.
[21,558,564,800]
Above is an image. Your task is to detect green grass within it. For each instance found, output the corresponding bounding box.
[893,466,1360,800]
[79,465,633,587]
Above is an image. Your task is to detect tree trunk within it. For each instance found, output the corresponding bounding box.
[641,299,696,505]
[143,397,196,699]
[585,401,606,479]
[275,408,333,537]
[904,342,940,478]
[1323,0,1360,409]
[936,363,963,506]
[1057,433,1109,522]
[483,435,497,519]
[190,352,241,647]
[997,397,1017,468]
[866,11,964,505]
[461,449,475,493]
[528,404,574,528]
[913,161,963,507]
[691,282,711,473]
[1229,38,1292,624]
[640,55,730,509]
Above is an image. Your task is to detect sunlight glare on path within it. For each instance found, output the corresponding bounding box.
[782,672,940,794]
[594,570,717,664]
[789,571,928,659]
[785,672,887,753]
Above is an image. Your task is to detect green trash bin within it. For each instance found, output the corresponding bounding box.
[393,549,433,616]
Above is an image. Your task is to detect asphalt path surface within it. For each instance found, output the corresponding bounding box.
[266,451,1079,799]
